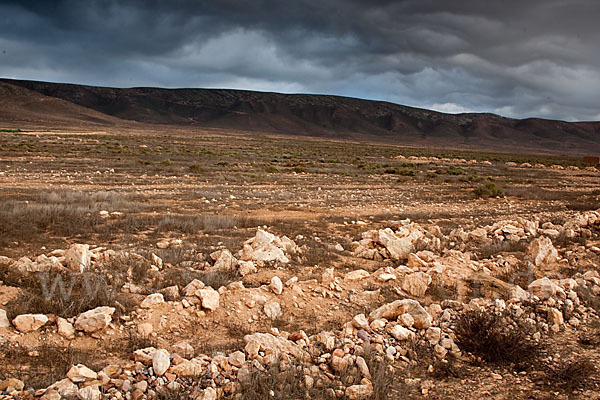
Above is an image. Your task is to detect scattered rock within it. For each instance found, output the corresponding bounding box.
[369,299,431,329]
[270,276,283,295]
[67,364,97,383]
[183,279,205,297]
[152,349,170,377]
[526,236,558,267]
[158,285,180,301]
[64,243,91,272]
[345,269,370,281]
[228,351,246,368]
[140,293,165,308]
[0,378,24,392]
[13,314,49,333]
[137,322,153,336]
[57,317,75,339]
[77,385,101,400]
[528,277,560,300]
[0,309,9,328]
[74,306,115,333]
[388,324,414,341]
[345,381,374,400]
[172,341,195,359]
[239,229,299,264]
[264,301,282,319]
[244,332,309,361]
[401,272,432,297]
[198,287,220,311]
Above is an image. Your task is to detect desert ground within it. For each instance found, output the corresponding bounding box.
[0,125,599,399]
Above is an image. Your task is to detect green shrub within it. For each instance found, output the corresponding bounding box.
[291,165,306,173]
[475,182,503,198]
[385,167,417,176]
[264,165,279,173]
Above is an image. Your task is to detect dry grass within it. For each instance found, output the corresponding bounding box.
[0,342,100,390]
[157,214,268,234]
[122,329,158,354]
[546,359,595,392]
[2,270,132,319]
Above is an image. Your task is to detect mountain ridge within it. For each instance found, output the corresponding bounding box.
[1,78,599,155]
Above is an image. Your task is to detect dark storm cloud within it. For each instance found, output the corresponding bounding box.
[1,0,599,120]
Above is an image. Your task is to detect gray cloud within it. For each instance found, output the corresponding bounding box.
[0,0,599,120]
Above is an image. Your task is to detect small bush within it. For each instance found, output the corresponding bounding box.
[474,182,503,198]
[385,167,418,176]
[0,128,24,133]
[189,163,205,173]
[454,310,539,366]
[264,165,279,173]
[446,166,467,175]
[291,165,307,173]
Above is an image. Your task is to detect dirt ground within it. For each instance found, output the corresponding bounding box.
[0,126,599,399]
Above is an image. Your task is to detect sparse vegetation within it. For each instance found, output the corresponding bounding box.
[546,359,595,392]
[0,343,100,389]
[454,310,539,366]
[2,271,131,319]
[474,181,504,197]
[0,125,598,398]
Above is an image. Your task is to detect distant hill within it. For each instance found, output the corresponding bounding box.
[2,78,599,155]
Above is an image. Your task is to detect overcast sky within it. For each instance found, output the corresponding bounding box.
[1,0,599,121]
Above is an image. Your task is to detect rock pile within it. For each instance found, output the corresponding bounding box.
[351,221,441,261]
[238,228,300,265]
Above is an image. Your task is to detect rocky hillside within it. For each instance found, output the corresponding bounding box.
[2,78,600,155]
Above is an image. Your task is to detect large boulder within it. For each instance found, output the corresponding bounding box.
[74,306,115,333]
[369,299,431,329]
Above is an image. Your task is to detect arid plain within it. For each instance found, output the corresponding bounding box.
[0,122,599,400]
